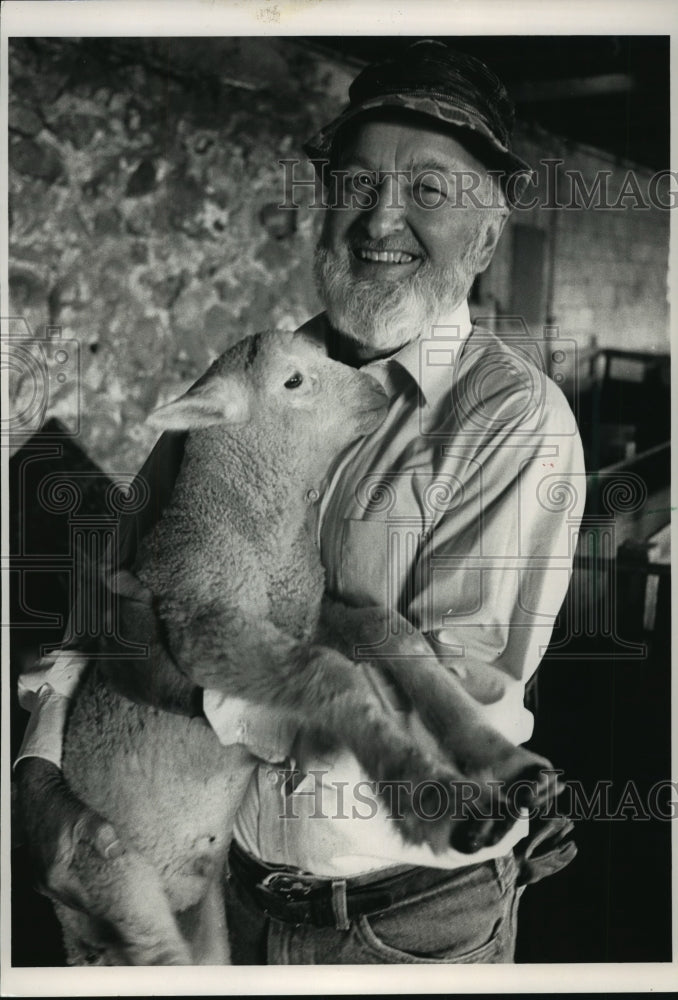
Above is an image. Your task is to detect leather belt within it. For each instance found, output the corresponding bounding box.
[228,840,480,929]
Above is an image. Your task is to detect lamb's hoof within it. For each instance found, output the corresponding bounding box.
[449,814,513,854]
[446,769,549,854]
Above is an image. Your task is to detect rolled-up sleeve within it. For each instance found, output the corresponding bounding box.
[203,692,297,763]
[14,432,188,767]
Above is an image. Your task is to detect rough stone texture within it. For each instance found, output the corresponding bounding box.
[8,38,669,475]
[8,37,342,475]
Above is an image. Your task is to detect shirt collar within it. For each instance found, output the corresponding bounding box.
[363,298,473,407]
[300,300,473,406]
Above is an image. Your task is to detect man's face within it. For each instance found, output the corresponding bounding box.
[314,117,507,357]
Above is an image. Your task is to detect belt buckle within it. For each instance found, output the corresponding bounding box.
[259,871,315,901]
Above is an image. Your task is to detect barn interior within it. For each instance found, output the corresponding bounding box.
[8,35,671,964]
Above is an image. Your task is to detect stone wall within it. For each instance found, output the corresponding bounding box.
[8,37,669,475]
[8,37,341,474]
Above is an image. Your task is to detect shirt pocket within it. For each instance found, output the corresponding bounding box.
[338,516,430,613]
[337,518,390,608]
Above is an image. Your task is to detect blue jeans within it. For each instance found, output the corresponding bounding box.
[225,852,523,964]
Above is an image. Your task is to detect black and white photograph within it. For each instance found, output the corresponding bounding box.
[1,0,675,994]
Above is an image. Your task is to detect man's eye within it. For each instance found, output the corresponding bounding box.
[284,373,304,389]
[415,180,443,195]
[355,170,377,188]
[413,174,451,203]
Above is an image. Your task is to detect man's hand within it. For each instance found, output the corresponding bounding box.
[16,757,125,912]
[514,813,578,885]
[15,757,192,964]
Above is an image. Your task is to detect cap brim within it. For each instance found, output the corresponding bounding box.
[303,92,533,189]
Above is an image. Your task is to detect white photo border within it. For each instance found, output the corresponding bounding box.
[1,0,676,994]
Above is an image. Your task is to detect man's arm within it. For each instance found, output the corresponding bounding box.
[15,430,188,767]
[409,380,586,743]
[15,425,300,955]
[14,432,187,931]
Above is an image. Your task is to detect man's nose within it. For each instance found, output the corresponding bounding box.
[362,175,407,240]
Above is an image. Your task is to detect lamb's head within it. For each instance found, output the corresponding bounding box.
[149,330,388,470]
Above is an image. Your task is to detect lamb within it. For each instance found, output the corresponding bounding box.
[56,329,554,966]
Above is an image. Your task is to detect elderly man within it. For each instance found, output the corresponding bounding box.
[16,41,584,965]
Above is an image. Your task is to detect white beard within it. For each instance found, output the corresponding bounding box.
[313,232,484,353]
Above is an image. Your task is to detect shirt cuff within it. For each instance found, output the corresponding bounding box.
[202,690,297,763]
[18,651,89,707]
[14,685,72,770]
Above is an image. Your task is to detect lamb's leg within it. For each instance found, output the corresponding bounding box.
[320,601,558,851]
[280,644,480,851]
[172,611,490,850]
[177,877,230,965]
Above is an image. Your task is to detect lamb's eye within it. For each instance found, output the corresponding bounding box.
[284,373,304,389]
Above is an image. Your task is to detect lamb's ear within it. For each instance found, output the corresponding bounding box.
[147,377,249,430]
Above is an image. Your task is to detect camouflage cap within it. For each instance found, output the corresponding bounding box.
[304,40,533,203]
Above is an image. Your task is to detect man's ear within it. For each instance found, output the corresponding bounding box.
[147,377,249,431]
[474,208,509,275]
